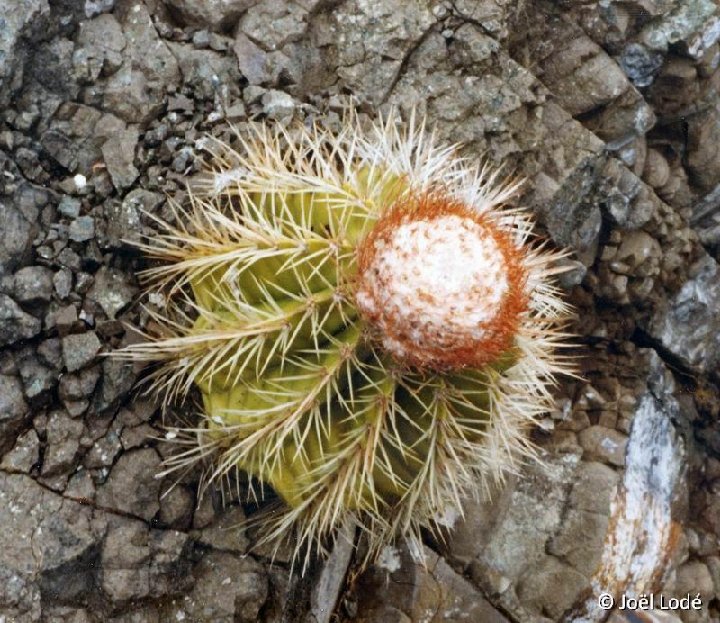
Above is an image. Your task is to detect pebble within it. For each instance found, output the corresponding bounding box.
[0,428,40,473]
[261,90,295,121]
[53,268,73,299]
[58,196,81,219]
[12,266,54,304]
[578,425,628,467]
[0,294,41,346]
[87,267,137,319]
[68,216,95,242]
[101,129,140,191]
[0,375,29,448]
[61,331,102,372]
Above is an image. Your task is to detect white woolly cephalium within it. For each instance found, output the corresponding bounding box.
[117,111,573,570]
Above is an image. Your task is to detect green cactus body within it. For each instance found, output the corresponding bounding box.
[121,115,572,564]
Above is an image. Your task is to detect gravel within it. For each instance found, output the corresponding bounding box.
[61,331,102,372]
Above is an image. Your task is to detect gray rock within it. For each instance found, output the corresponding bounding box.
[94,357,137,412]
[42,410,84,476]
[192,30,211,49]
[639,0,718,54]
[180,552,268,623]
[225,101,246,121]
[333,0,435,105]
[59,366,100,402]
[85,0,115,18]
[642,148,671,190]
[490,458,581,577]
[101,3,179,123]
[102,128,139,191]
[444,481,514,567]
[100,522,190,605]
[0,294,41,346]
[61,331,102,372]
[17,350,57,400]
[673,561,715,602]
[0,472,105,607]
[110,190,162,243]
[163,0,255,31]
[12,266,54,304]
[53,268,73,299]
[568,462,619,515]
[148,528,191,595]
[42,607,94,623]
[58,247,82,271]
[649,256,720,374]
[0,0,50,107]
[196,505,249,553]
[233,32,271,84]
[0,567,40,621]
[0,374,29,452]
[310,522,356,623]
[1,428,40,473]
[239,0,309,52]
[517,555,590,620]
[84,427,122,469]
[547,508,610,575]
[96,448,162,521]
[52,304,79,335]
[37,337,62,369]
[73,13,125,83]
[261,90,296,121]
[41,129,78,171]
[87,266,137,319]
[692,184,720,252]
[577,425,628,467]
[158,485,194,530]
[102,66,163,126]
[687,106,720,193]
[0,200,36,277]
[619,43,664,88]
[118,3,181,87]
[68,215,96,242]
[58,195,81,218]
[75,271,94,293]
[615,230,661,271]
[29,37,78,100]
[535,23,630,117]
[101,522,151,602]
[168,43,241,100]
[356,546,509,623]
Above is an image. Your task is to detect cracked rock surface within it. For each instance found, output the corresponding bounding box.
[0,0,719,621]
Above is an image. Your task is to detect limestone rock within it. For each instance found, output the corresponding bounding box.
[649,256,720,374]
[0,0,50,107]
[162,0,254,31]
[0,294,41,347]
[578,425,628,467]
[96,448,162,521]
[87,266,137,319]
[12,266,53,304]
[355,546,509,623]
[173,552,268,623]
[0,374,29,453]
[61,332,102,372]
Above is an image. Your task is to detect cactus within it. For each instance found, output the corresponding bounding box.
[118,112,572,567]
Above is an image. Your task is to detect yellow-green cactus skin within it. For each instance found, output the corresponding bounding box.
[120,113,572,565]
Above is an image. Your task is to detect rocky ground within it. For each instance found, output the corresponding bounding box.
[1,0,719,622]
